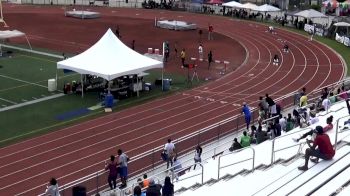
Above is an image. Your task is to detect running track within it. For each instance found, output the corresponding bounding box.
[0,6,345,195]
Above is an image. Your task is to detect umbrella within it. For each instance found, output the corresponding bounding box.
[254,4,281,12]
[294,9,327,18]
[334,21,350,26]
[222,1,242,8]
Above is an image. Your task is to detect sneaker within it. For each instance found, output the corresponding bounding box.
[310,158,319,163]
[292,138,299,142]
[298,166,308,171]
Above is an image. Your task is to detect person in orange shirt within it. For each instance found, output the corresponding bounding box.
[142,174,149,188]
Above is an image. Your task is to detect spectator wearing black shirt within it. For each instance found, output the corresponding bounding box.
[265,94,277,117]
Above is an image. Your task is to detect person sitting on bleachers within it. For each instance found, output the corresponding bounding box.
[133,185,145,196]
[298,126,335,171]
[329,92,336,103]
[308,112,319,125]
[146,178,162,196]
[230,138,242,151]
[286,113,295,132]
[143,174,149,188]
[279,114,287,132]
[256,125,268,144]
[293,116,333,142]
[240,131,251,147]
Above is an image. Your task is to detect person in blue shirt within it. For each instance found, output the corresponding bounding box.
[241,102,251,130]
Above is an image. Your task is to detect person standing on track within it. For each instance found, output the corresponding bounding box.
[198,44,204,60]
[180,49,186,66]
[117,149,129,189]
[208,24,214,40]
[241,102,251,130]
[105,155,118,190]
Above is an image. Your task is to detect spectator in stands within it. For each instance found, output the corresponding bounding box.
[286,113,294,132]
[256,125,268,144]
[193,145,203,170]
[279,114,287,132]
[265,94,277,117]
[118,149,129,189]
[230,138,242,151]
[137,178,144,188]
[321,87,329,100]
[259,96,269,119]
[272,54,279,66]
[250,125,257,139]
[308,112,319,125]
[274,120,282,137]
[162,176,174,196]
[241,102,251,130]
[293,116,333,142]
[133,185,146,196]
[105,155,118,190]
[338,86,348,100]
[240,131,251,147]
[321,96,331,111]
[298,126,335,171]
[143,174,149,188]
[44,178,60,196]
[208,50,213,70]
[300,92,308,107]
[180,49,186,65]
[173,157,182,181]
[146,178,162,196]
[329,92,336,103]
[164,139,176,169]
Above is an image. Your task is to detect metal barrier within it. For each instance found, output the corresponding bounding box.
[217,147,255,179]
[335,114,350,154]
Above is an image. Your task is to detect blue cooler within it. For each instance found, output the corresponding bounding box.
[163,79,170,91]
[105,94,114,108]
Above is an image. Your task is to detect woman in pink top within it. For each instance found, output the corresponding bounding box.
[105,155,119,190]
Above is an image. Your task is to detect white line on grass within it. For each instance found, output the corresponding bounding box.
[0,97,17,104]
[0,74,47,88]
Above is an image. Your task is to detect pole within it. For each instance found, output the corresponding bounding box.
[81,74,84,98]
[55,69,58,91]
[162,42,165,91]
[136,74,139,97]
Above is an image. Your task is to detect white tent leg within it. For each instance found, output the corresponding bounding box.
[25,35,32,50]
[162,41,165,91]
[81,74,84,98]
[136,75,139,97]
[55,69,58,91]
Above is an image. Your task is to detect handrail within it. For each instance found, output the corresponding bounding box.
[271,127,312,164]
[217,147,255,179]
[335,114,350,154]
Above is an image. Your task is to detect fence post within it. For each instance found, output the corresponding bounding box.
[152,149,155,172]
[96,170,99,194]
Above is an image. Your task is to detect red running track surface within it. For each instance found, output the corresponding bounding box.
[0,5,345,195]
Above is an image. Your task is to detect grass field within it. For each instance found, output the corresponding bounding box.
[0,47,198,146]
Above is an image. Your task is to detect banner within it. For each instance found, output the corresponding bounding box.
[304,24,324,37]
[344,37,350,47]
[336,33,345,44]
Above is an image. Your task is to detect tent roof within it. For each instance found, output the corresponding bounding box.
[240,2,259,10]
[294,9,327,18]
[222,1,242,8]
[57,29,163,81]
[334,22,350,27]
[254,4,281,12]
[0,30,25,39]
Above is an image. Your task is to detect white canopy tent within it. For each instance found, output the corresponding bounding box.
[222,1,242,8]
[254,4,281,12]
[0,30,32,51]
[334,22,350,27]
[57,28,163,97]
[294,9,327,18]
[240,2,259,10]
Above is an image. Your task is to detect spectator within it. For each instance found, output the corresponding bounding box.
[146,178,162,196]
[321,97,331,111]
[274,120,282,137]
[173,157,182,181]
[279,114,287,132]
[162,176,174,196]
[180,49,186,65]
[321,87,329,100]
[259,96,269,119]
[143,174,149,188]
[308,112,319,125]
[250,125,257,139]
[118,149,129,189]
[338,86,348,100]
[164,139,176,169]
[230,138,242,151]
[241,102,251,130]
[193,145,202,170]
[105,155,118,190]
[137,178,143,188]
[240,131,251,147]
[133,185,146,196]
[293,116,333,142]
[329,92,336,103]
[265,94,277,117]
[300,92,308,107]
[298,126,335,171]
[44,178,60,196]
[286,113,294,132]
[256,125,268,144]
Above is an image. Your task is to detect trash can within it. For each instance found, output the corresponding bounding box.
[163,79,170,91]
[47,79,56,92]
[105,94,114,108]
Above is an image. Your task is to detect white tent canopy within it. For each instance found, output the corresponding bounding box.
[0,30,25,39]
[254,4,281,12]
[240,2,259,10]
[57,29,163,81]
[334,22,350,27]
[294,9,327,18]
[222,1,242,8]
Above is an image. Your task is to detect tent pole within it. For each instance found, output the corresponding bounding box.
[136,74,139,97]
[55,69,58,91]
[162,41,165,91]
[25,35,32,50]
[81,74,84,98]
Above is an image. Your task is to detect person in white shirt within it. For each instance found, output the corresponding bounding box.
[164,139,176,169]
[279,114,286,132]
[45,178,60,196]
[198,44,203,60]
[322,97,331,111]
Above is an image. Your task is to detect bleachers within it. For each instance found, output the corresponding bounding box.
[170,100,350,196]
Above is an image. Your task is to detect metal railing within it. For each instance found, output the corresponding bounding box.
[217,147,255,179]
[335,114,350,154]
